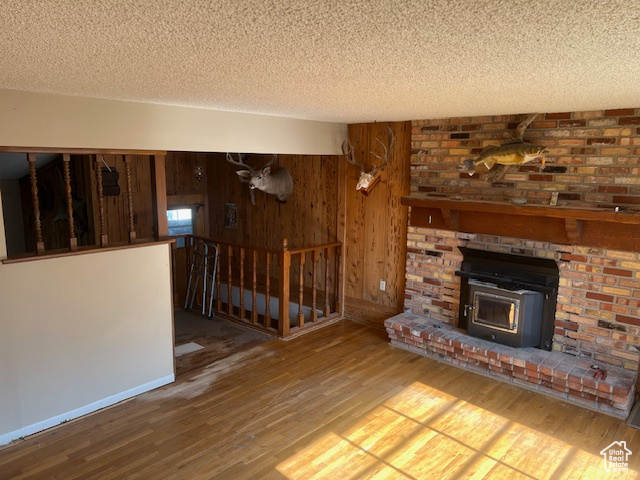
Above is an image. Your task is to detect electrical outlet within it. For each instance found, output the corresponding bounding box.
[379,279,386,291]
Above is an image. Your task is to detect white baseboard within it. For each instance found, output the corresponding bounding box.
[0,374,174,446]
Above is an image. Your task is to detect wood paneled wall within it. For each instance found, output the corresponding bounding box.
[20,155,95,251]
[18,153,159,255]
[340,122,411,327]
[167,122,411,327]
[166,152,208,196]
[89,154,155,243]
[206,153,339,251]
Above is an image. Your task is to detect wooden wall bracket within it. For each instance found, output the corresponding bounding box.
[564,218,582,245]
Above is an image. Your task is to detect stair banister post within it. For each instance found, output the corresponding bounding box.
[278,238,290,337]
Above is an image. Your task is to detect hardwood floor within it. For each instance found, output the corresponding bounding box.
[1,320,639,479]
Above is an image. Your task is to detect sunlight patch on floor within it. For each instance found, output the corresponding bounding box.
[276,381,638,479]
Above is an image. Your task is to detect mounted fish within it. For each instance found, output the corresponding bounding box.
[463,113,548,177]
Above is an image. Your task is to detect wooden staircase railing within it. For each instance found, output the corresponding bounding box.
[183,234,343,338]
[4,149,167,260]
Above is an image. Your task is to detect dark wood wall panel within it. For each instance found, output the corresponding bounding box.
[206,153,339,251]
[166,123,411,327]
[342,121,411,327]
[89,154,155,243]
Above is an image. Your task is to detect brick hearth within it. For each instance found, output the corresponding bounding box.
[386,312,636,418]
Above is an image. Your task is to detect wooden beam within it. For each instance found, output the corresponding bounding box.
[405,196,640,252]
[402,196,640,224]
[0,146,166,155]
[151,154,169,239]
[335,148,348,317]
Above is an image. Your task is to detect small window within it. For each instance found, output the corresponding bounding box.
[167,208,194,247]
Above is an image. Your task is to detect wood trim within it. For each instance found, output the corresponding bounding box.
[278,239,290,337]
[404,196,640,252]
[0,146,167,155]
[187,234,339,256]
[287,242,343,255]
[1,239,176,264]
[336,151,348,317]
[151,154,169,239]
[402,197,640,224]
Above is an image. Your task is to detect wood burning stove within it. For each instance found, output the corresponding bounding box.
[466,279,543,347]
[456,248,559,350]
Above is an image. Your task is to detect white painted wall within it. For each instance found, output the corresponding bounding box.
[0,88,345,445]
[0,89,347,155]
[0,190,175,445]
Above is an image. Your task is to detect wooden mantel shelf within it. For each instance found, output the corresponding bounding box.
[402,196,640,252]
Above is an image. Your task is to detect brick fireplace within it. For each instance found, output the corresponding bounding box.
[387,108,640,418]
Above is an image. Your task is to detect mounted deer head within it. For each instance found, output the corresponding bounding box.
[226,153,293,205]
[342,126,395,194]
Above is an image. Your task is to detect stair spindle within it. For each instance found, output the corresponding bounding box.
[264,252,272,328]
[95,154,108,247]
[227,245,233,315]
[324,247,332,317]
[252,250,258,324]
[297,253,305,327]
[240,248,245,320]
[27,154,45,255]
[124,155,136,243]
[216,243,222,312]
[311,250,319,322]
[62,154,78,251]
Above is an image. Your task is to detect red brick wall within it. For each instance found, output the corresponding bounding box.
[411,109,640,207]
[406,108,640,372]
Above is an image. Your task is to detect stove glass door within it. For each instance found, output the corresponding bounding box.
[472,291,519,332]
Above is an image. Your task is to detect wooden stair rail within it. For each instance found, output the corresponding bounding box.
[184,235,343,338]
[7,150,168,260]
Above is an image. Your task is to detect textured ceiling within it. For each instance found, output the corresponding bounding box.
[1,0,640,123]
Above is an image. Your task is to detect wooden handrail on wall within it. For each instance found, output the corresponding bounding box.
[182,234,344,339]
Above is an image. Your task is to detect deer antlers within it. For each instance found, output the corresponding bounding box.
[342,126,395,172]
[342,126,395,193]
[225,152,251,168]
[226,153,256,205]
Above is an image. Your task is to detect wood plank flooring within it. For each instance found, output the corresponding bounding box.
[1,320,640,479]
